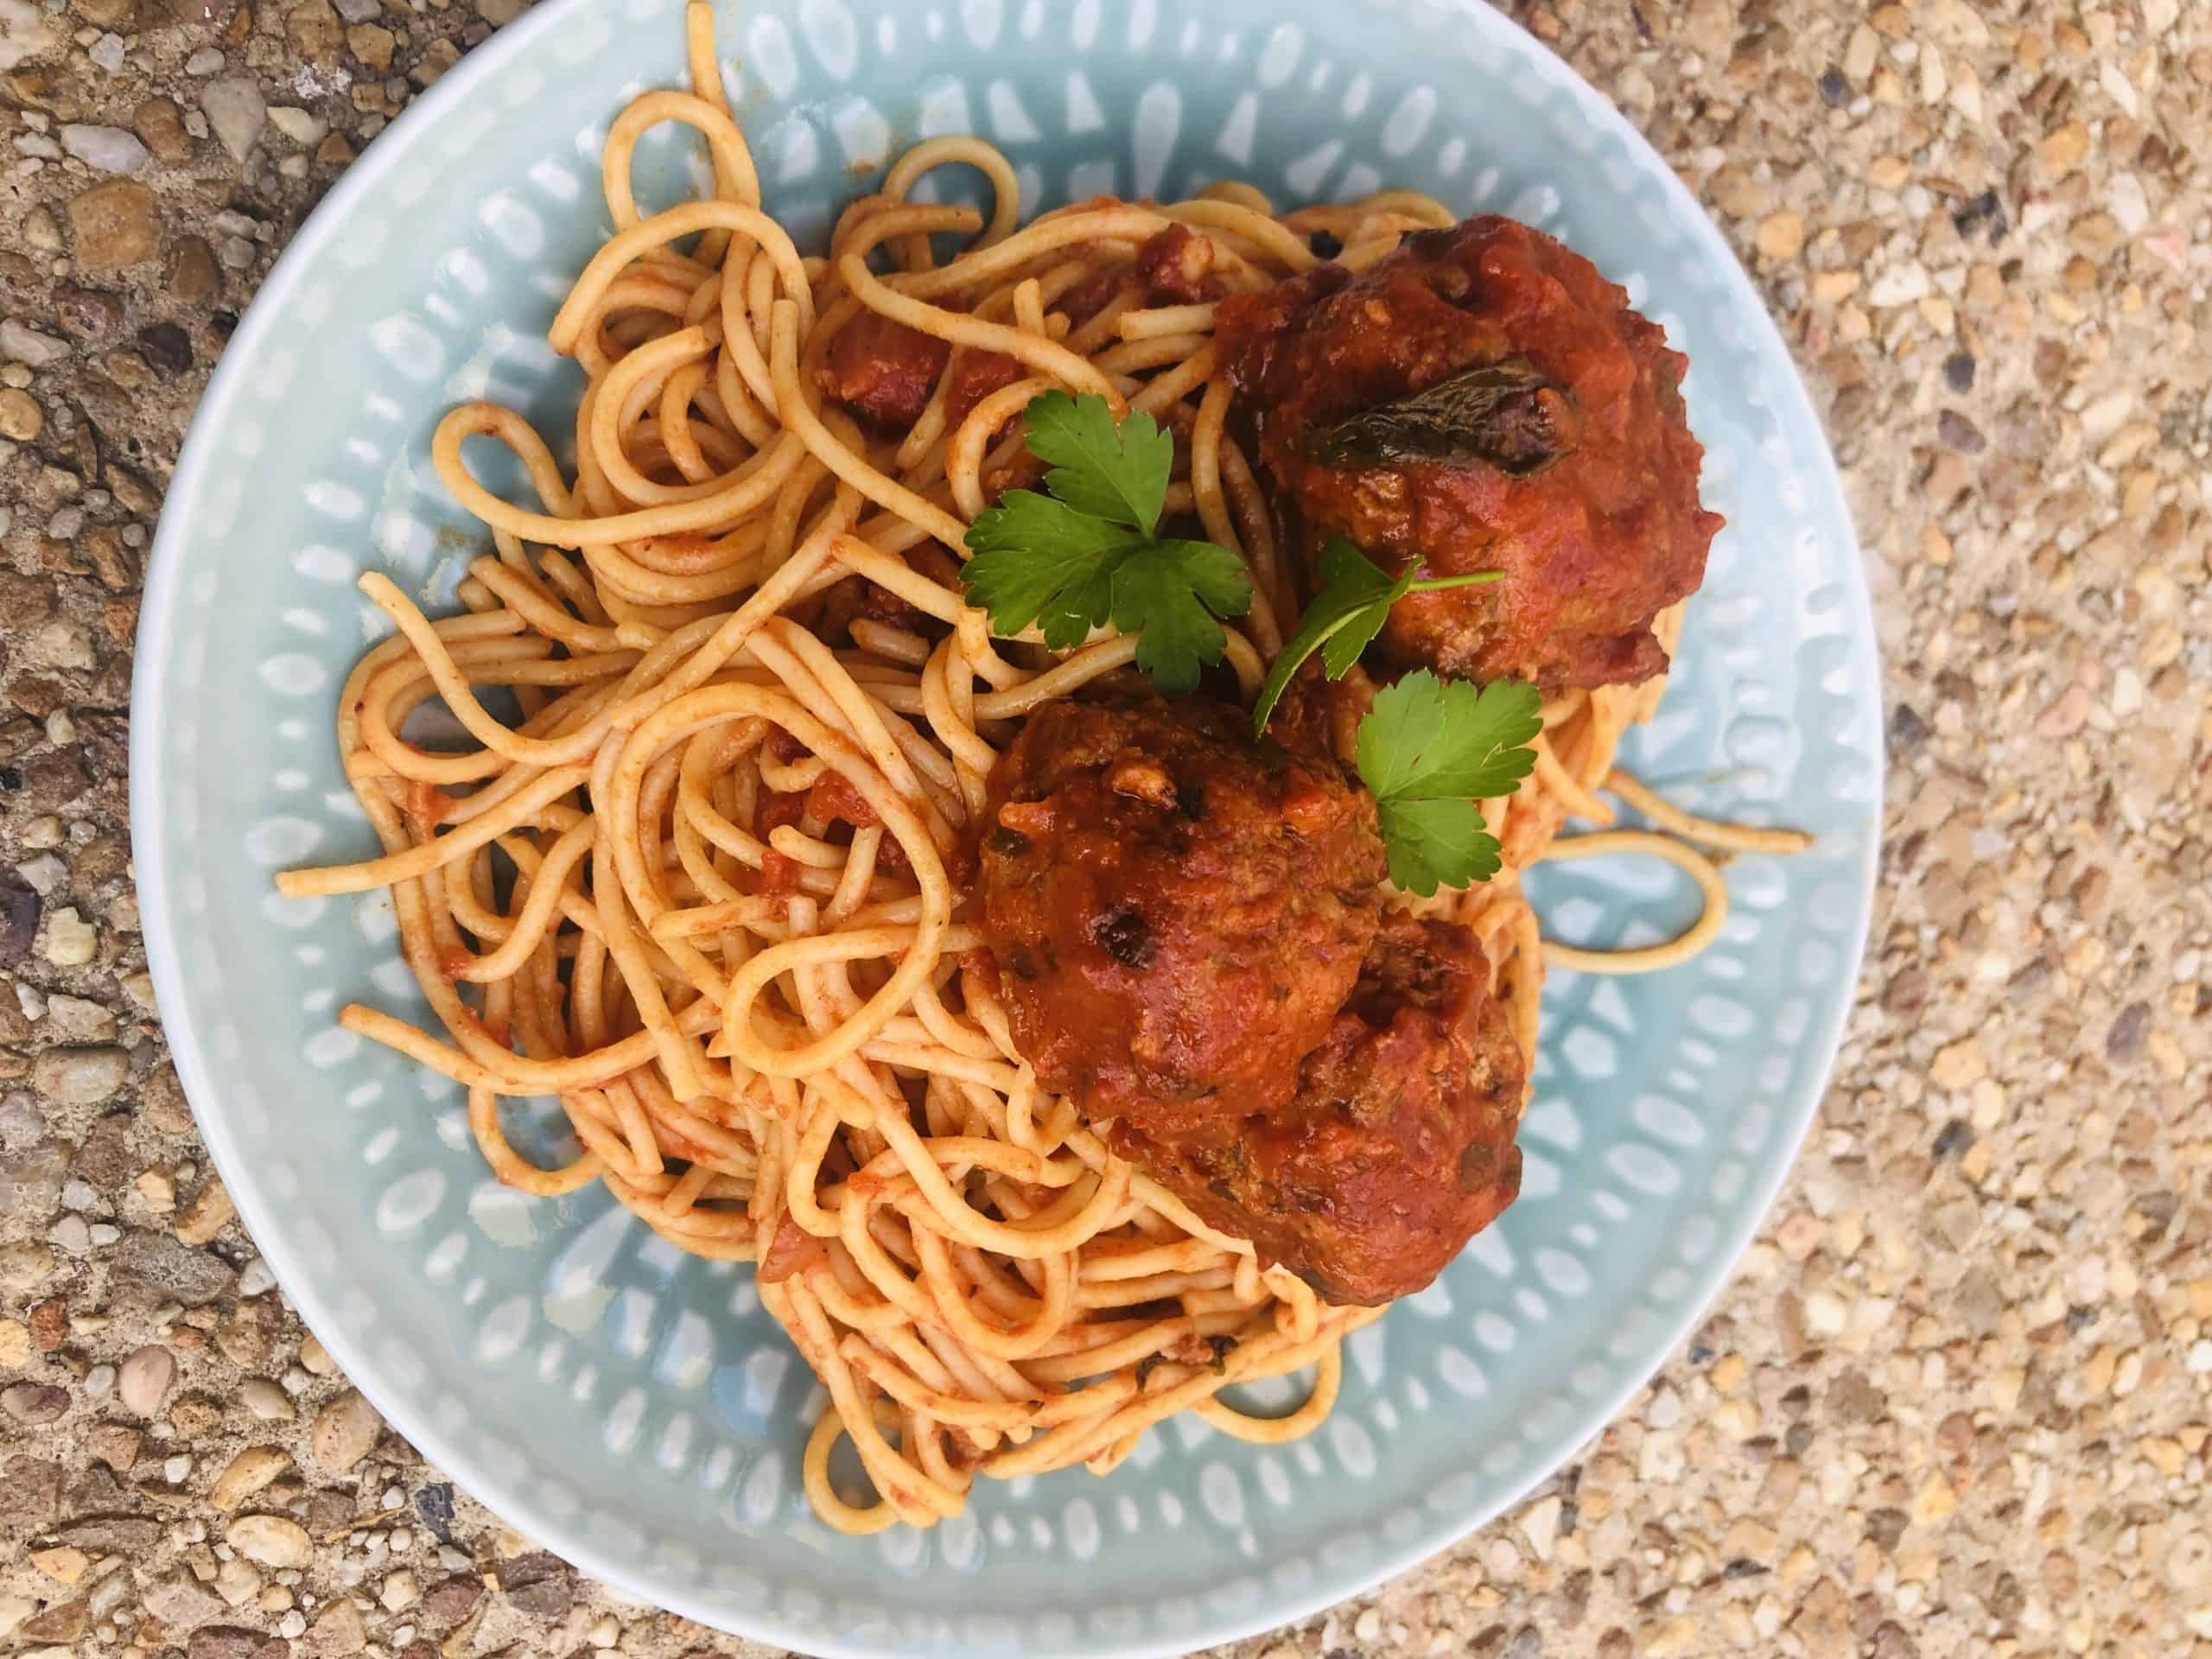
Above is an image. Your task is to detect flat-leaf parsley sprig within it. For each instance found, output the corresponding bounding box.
[1356,671,1544,896]
[959,391,1255,696]
[1249,535,1535,894]
[1250,537,1502,734]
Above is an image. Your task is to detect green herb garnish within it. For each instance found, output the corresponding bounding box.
[1249,537,1503,735]
[1355,670,1542,896]
[1295,355,1580,477]
[960,391,1255,696]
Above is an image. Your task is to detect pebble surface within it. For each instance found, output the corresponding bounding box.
[2,2,2209,1656]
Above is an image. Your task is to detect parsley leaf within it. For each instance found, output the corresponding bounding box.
[1021,389,1174,533]
[1250,537,1503,736]
[959,391,1253,693]
[1355,669,1543,897]
[961,496,1141,652]
[1376,797,1500,894]
[1112,539,1254,696]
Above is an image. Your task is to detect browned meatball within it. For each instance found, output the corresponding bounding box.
[1218,215,1721,692]
[976,697,1386,1136]
[1111,912,1526,1306]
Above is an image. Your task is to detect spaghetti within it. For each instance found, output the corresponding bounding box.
[281,1,1807,1532]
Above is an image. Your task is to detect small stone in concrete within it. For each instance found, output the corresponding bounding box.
[0,1455,60,1536]
[32,1046,130,1105]
[308,1594,367,1655]
[201,77,269,162]
[0,0,65,68]
[419,1573,480,1624]
[86,1421,139,1469]
[189,1628,267,1659]
[1755,209,1804,259]
[216,1295,284,1369]
[19,1590,92,1643]
[0,388,41,442]
[45,994,118,1042]
[60,124,150,173]
[240,1377,296,1421]
[143,1569,225,1630]
[227,1513,312,1567]
[0,1146,65,1222]
[137,1167,179,1212]
[213,1557,261,1607]
[496,1552,574,1621]
[30,1545,90,1586]
[0,321,71,367]
[138,321,194,374]
[267,105,329,145]
[171,235,223,302]
[311,1389,382,1472]
[52,289,124,346]
[412,35,462,85]
[412,1481,455,1542]
[67,180,163,269]
[346,20,394,69]
[135,97,194,162]
[175,1177,236,1244]
[288,0,344,58]
[211,1445,291,1511]
[118,1343,177,1414]
[2,1381,69,1423]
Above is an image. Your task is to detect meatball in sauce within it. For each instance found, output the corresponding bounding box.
[976,697,1529,1305]
[1113,912,1526,1306]
[977,696,1386,1140]
[1219,214,1721,692]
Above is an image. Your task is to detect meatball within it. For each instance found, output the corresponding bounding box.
[1218,215,1721,692]
[976,696,1386,1136]
[1111,912,1526,1306]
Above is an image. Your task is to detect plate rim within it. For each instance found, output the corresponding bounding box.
[129,1,1884,1654]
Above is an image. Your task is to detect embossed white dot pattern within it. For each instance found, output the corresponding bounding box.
[131,2,1880,1655]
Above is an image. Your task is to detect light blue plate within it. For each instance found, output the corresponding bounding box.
[133,1,1880,1654]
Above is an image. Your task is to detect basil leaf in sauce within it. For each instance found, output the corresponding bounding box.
[1295,355,1580,477]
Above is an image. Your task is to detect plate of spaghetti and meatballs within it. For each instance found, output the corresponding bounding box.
[132,0,1881,1653]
